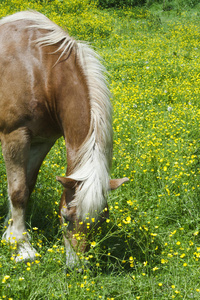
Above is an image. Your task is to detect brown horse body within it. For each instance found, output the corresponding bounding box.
[0,11,128,267]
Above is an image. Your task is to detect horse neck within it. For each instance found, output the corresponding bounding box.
[54,51,91,172]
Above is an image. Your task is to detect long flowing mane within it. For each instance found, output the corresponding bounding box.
[0,11,113,220]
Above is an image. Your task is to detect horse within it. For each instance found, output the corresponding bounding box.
[0,11,128,268]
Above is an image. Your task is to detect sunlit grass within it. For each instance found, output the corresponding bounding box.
[1,1,200,299]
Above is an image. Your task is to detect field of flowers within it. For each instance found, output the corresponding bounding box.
[1,0,200,299]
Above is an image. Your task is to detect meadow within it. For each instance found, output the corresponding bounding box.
[1,0,200,299]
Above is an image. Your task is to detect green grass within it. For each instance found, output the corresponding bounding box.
[1,1,200,299]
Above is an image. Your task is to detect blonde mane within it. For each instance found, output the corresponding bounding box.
[0,11,113,220]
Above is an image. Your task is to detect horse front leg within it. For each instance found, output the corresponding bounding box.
[58,184,88,269]
[1,129,37,262]
[64,220,89,270]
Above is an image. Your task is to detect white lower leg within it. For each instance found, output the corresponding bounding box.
[64,237,79,268]
[3,204,37,262]
[3,205,27,241]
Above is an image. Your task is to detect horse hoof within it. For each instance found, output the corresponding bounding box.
[15,242,38,263]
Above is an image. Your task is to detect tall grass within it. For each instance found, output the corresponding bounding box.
[1,1,200,299]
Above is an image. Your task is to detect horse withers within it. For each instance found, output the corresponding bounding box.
[0,11,128,267]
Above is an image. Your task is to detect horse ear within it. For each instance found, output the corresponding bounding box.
[56,176,78,189]
[109,177,129,190]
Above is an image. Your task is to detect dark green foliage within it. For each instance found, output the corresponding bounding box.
[92,0,199,8]
[93,0,146,9]
[91,0,146,8]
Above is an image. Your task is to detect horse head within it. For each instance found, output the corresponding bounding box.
[56,176,129,223]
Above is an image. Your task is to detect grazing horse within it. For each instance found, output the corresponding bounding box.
[0,11,128,267]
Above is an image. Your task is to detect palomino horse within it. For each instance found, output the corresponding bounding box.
[0,11,128,267]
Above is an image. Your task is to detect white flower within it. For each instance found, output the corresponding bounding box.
[167,106,172,112]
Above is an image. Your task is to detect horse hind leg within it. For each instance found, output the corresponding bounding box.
[1,129,37,262]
